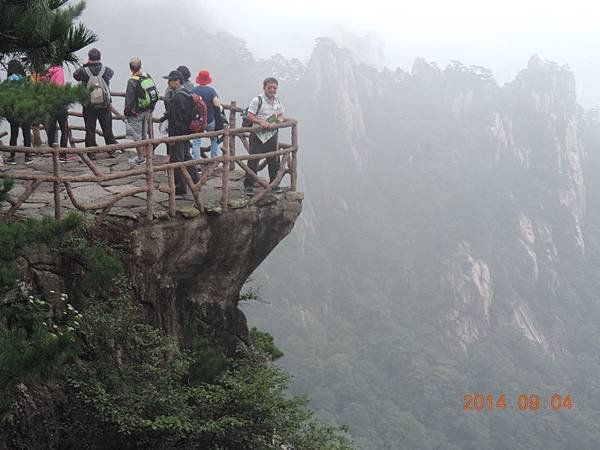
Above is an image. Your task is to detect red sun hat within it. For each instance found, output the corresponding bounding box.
[196,70,212,85]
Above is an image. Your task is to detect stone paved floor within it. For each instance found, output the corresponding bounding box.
[0,149,271,220]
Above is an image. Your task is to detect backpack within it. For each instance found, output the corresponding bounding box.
[133,73,159,110]
[241,95,263,127]
[189,93,208,133]
[84,65,111,108]
[214,104,229,131]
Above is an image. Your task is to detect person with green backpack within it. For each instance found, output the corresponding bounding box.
[124,57,159,165]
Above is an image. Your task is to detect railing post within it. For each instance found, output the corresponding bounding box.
[291,123,298,192]
[146,111,155,221]
[145,144,154,221]
[52,143,62,219]
[229,101,236,171]
[168,168,176,217]
[221,128,230,210]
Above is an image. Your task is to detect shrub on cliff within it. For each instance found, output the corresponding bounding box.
[60,295,353,449]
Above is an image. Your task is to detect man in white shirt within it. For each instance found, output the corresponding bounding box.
[244,77,284,195]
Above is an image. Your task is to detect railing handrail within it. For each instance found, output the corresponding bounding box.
[0,96,300,222]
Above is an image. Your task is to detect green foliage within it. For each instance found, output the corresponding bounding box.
[0,213,83,290]
[251,326,284,361]
[0,291,81,412]
[0,78,89,125]
[0,0,97,72]
[59,235,123,293]
[59,296,353,449]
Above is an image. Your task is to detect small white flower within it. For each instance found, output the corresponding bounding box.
[49,290,55,294]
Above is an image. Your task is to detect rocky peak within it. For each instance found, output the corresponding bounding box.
[304,38,366,168]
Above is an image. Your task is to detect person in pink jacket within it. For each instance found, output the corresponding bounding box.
[46,65,73,162]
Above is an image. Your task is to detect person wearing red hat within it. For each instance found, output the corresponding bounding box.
[191,70,222,160]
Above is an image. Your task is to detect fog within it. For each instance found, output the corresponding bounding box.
[79,0,600,107]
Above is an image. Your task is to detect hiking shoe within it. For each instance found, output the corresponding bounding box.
[89,152,97,160]
[243,186,255,196]
[6,156,16,165]
[24,155,34,165]
[60,155,68,163]
[108,151,116,158]
[272,186,283,194]
[128,155,146,165]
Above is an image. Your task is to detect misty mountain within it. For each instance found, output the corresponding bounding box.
[72,7,600,447]
[241,40,600,449]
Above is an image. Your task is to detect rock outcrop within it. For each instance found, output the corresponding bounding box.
[19,192,303,356]
[129,192,303,354]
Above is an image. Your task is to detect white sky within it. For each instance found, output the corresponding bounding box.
[197,0,600,105]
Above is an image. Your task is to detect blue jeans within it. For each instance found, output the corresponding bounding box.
[191,119,219,160]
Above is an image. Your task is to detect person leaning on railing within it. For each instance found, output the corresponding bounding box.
[243,77,286,196]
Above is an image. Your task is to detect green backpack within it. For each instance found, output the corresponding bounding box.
[132,73,159,110]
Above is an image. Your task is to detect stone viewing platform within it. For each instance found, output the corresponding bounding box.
[0,98,300,223]
[0,153,295,220]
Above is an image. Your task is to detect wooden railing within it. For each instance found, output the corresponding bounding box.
[0,93,298,222]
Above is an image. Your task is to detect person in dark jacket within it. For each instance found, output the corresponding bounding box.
[73,48,118,159]
[164,70,199,195]
[5,60,33,165]
[177,65,194,91]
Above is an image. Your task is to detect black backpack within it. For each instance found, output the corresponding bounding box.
[241,96,263,127]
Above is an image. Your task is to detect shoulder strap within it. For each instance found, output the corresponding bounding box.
[98,65,105,78]
[257,95,263,114]
[84,67,93,78]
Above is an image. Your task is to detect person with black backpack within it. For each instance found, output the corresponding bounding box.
[124,57,159,165]
[163,70,200,196]
[73,48,118,159]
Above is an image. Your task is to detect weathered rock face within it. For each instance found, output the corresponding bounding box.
[129,193,302,354]
[17,193,302,356]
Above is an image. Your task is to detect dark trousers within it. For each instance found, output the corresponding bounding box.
[83,106,117,147]
[47,109,69,148]
[9,119,31,159]
[171,139,199,194]
[244,132,280,188]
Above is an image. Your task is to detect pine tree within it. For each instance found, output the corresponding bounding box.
[0,0,97,73]
[0,1,96,124]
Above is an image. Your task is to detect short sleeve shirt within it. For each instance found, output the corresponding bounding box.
[192,85,218,122]
[248,94,284,122]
